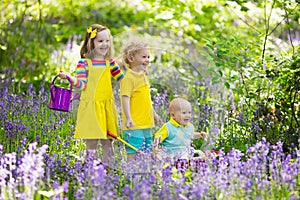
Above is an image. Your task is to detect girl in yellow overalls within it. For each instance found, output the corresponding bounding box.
[59,24,124,163]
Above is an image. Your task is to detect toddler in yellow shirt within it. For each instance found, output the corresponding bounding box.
[119,41,161,162]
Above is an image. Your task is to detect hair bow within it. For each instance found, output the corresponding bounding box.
[87,27,97,39]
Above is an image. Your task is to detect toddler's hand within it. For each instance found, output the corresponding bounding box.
[152,137,161,149]
[152,137,163,160]
[193,132,208,139]
[154,114,162,124]
[199,132,208,139]
[193,150,209,161]
[126,119,134,129]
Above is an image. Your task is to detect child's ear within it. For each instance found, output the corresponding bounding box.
[127,55,134,63]
[170,112,175,118]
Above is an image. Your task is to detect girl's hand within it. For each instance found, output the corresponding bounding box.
[58,71,68,79]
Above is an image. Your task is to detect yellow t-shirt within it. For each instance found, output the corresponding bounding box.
[120,68,154,130]
[154,117,179,142]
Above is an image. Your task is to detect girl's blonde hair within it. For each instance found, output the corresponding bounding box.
[118,40,149,70]
[80,24,114,59]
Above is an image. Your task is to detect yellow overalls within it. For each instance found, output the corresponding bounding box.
[74,59,118,139]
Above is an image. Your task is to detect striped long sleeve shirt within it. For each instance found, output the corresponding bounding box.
[73,59,124,90]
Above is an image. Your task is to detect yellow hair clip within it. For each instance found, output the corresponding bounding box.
[86,27,97,39]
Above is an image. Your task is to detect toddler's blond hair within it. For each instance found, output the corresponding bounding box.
[119,40,149,70]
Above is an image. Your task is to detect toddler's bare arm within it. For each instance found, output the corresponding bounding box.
[193,132,208,139]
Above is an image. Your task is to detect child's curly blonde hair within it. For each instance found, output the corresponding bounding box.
[118,40,149,70]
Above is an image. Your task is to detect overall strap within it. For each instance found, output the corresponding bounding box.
[86,58,92,68]
[106,60,110,68]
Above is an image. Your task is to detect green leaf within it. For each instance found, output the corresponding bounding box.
[225,82,230,89]
[218,69,223,77]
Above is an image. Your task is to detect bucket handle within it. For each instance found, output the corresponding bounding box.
[50,75,73,101]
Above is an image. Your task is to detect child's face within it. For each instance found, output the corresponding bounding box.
[171,102,192,126]
[128,48,150,72]
[93,30,111,59]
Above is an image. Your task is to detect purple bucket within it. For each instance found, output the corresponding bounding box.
[48,75,72,112]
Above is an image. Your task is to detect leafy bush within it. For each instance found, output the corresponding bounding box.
[1,0,300,198]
